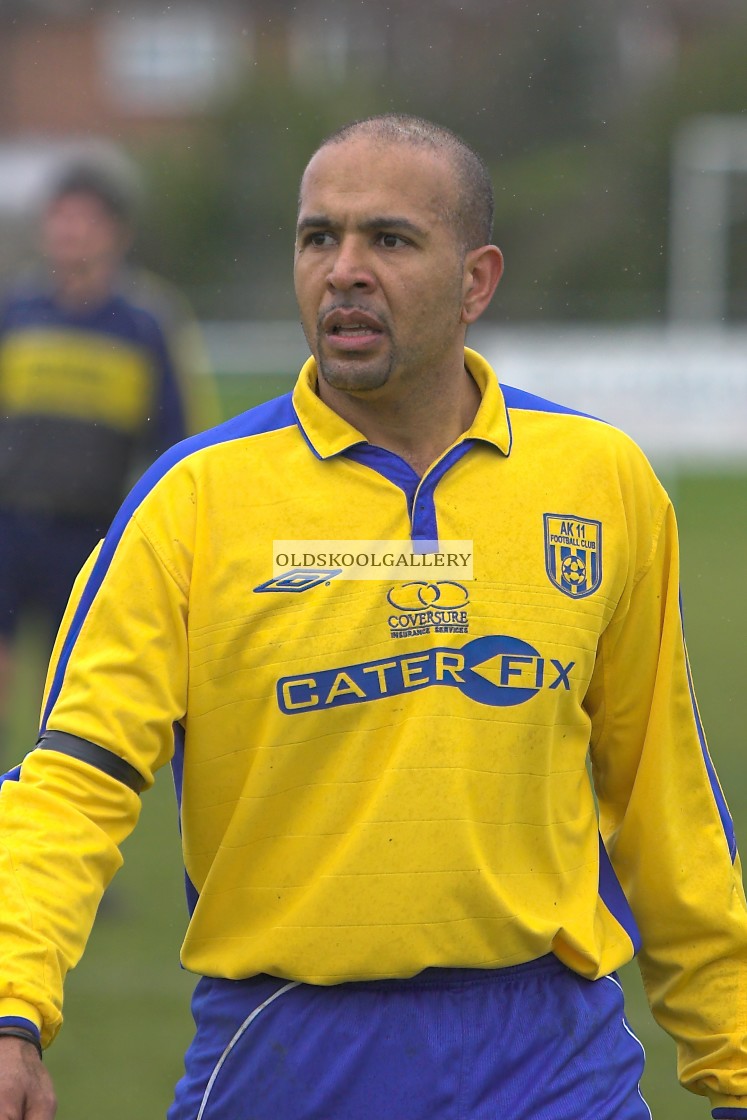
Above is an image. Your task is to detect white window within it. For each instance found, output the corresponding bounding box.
[288,6,387,87]
[100,7,248,113]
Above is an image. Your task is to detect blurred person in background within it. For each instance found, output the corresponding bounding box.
[0,160,216,760]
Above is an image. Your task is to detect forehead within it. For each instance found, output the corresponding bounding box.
[46,191,117,223]
[299,137,459,227]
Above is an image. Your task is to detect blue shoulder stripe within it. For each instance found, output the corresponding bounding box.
[501,383,602,421]
[0,765,22,790]
[40,393,296,732]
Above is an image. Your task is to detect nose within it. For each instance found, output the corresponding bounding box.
[327,236,374,292]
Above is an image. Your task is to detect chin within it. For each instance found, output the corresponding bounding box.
[318,360,391,394]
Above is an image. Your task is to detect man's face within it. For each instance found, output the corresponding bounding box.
[294,136,471,398]
[41,191,127,274]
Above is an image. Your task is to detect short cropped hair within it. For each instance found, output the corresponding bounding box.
[47,162,133,224]
[314,114,494,250]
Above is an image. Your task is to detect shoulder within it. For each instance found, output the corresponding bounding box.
[0,276,55,325]
[502,381,603,423]
[186,392,299,452]
[135,391,298,490]
[102,391,298,560]
[501,380,666,514]
[122,267,196,325]
[502,381,648,456]
[112,267,196,338]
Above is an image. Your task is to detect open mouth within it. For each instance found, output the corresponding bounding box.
[322,307,384,336]
[322,311,385,352]
[330,323,381,336]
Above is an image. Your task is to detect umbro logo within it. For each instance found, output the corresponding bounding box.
[254,567,343,594]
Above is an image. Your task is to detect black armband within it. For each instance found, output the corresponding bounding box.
[36,730,146,794]
[0,1027,43,1060]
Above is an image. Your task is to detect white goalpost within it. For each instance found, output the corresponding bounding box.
[667,114,747,325]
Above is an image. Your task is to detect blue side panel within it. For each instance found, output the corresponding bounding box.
[679,595,737,861]
[712,1111,747,1118]
[183,865,200,916]
[170,723,185,816]
[598,833,642,953]
[40,393,297,733]
[170,723,200,918]
[501,383,603,421]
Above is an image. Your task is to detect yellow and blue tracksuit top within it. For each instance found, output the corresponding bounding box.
[1,348,746,1114]
[0,278,195,522]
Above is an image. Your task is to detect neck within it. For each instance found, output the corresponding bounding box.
[320,361,482,477]
[52,262,117,311]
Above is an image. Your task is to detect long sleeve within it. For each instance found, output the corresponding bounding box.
[0,753,141,1046]
[0,479,191,1046]
[587,499,747,1111]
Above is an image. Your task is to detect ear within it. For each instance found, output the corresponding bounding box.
[460,245,504,324]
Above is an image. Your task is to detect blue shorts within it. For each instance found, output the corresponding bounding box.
[168,956,651,1120]
[0,509,102,640]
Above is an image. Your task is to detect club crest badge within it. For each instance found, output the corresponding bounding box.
[544,514,602,599]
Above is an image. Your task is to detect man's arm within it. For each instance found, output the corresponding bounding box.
[587,498,747,1114]
[0,748,143,1048]
[0,1038,56,1120]
[0,472,190,1057]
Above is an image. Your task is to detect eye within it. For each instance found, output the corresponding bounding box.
[299,230,335,248]
[378,232,408,249]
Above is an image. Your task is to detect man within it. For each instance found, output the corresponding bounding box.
[0,115,746,1119]
[0,161,214,757]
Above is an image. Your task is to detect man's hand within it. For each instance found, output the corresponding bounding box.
[0,1038,56,1119]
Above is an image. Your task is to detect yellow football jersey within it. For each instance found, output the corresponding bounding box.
[1,349,746,1111]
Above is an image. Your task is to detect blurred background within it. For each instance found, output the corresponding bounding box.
[0,0,745,1116]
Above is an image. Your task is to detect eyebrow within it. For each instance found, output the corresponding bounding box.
[296,214,428,239]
